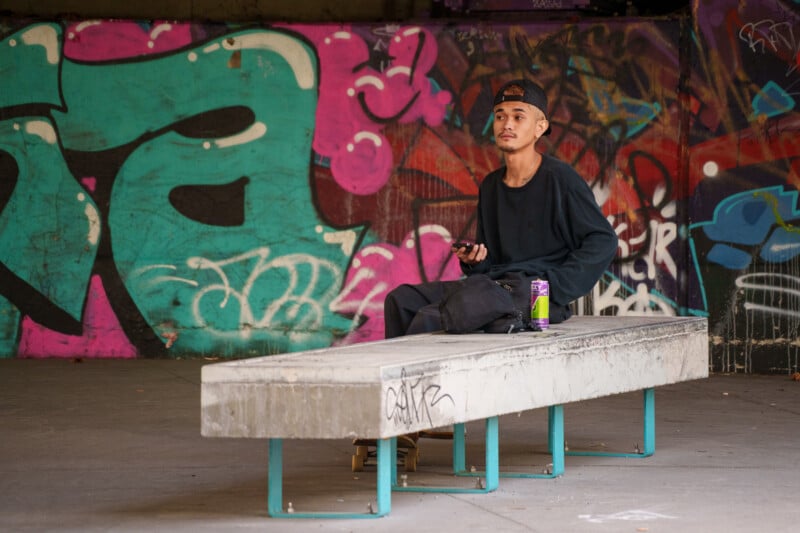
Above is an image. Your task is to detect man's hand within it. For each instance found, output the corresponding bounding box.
[451,242,487,265]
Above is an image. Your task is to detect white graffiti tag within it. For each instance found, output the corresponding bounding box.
[739,19,800,75]
[184,247,342,339]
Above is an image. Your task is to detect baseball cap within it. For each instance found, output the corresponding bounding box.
[493,79,551,135]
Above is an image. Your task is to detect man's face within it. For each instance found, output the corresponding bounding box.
[492,101,548,154]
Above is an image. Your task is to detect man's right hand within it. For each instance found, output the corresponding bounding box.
[452,242,487,265]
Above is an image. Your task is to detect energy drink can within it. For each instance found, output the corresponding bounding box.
[530,279,549,330]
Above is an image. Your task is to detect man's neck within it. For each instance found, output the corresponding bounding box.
[503,150,543,187]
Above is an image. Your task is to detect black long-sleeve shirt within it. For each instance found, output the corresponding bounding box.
[464,154,618,306]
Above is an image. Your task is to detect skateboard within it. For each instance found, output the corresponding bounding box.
[350,430,454,473]
[352,433,419,472]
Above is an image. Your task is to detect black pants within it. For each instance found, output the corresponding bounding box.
[383,281,462,338]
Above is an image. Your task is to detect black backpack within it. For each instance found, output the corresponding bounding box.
[438,272,571,334]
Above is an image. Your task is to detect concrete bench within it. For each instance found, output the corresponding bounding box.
[201,315,708,518]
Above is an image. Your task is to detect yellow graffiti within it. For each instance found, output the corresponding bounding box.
[753,191,800,234]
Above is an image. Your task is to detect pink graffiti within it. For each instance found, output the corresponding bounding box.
[81,176,96,192]
[334,229,463,344]
[330,131,394,195]
[63,20,194,61]
[297,25,451,195]
[18,275,137,358]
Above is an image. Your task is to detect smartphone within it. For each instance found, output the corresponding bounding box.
[452,242,474,252]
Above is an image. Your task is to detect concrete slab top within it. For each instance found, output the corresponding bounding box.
[202,316,708,383]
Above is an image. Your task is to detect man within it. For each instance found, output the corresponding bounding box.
[384,79,618,337]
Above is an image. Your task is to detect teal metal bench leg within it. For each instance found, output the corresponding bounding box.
[390,436,398,486]
[643,387,655,455]
[394,417,499,493]
[547,405,566,477]
[375,438,392,513]
[453,422,466,473]
[267,439,283,516]
[267,437,391,518]
[566,387,656,458]
[455,404,564,479]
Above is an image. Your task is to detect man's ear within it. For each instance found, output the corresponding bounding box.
[539,119,549,136]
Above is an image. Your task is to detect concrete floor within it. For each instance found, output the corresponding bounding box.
[1,359,798,532]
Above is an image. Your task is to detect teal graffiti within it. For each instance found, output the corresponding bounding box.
[1,23,100,328]
[0,294,20,358]
[751,80,795,120]
[568,55,661,139]
[0,115,99,322]
[50,29,362,356]
[0,24,63,108]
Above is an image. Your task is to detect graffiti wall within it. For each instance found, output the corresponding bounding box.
[1,0,798,372]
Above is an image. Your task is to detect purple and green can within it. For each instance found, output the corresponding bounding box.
[530,279,549,330]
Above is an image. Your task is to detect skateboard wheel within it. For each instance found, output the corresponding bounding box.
[397,435,417,448]
[352,453,365,472]
[404,449,418,472]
